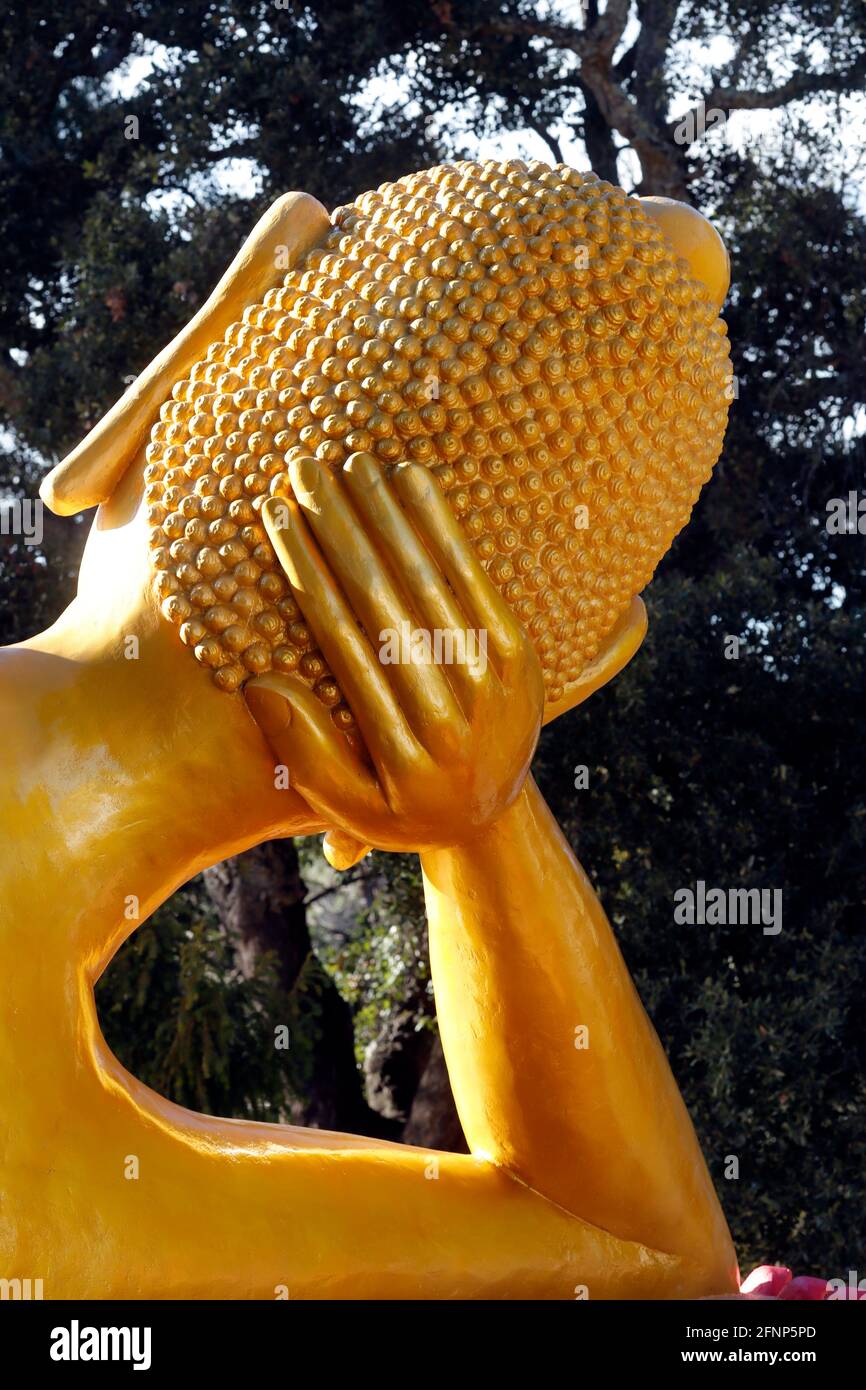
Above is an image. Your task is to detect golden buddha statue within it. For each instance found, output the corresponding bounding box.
[1,160,737,1298]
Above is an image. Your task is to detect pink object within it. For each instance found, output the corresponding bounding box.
[740,1265,792,1297]
[740,1264,864,1300]
[778,1276,828,1301]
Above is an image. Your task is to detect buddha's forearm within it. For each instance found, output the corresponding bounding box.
[421,775,736,1281]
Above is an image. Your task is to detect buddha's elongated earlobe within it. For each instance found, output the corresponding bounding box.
[40,191,330,517]
[637,196,730,308]
[542,595,647,724]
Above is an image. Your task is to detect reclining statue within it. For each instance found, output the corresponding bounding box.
[0,159,737,1298]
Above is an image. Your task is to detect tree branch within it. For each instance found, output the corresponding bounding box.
[591,0,633,61]
[673,58,866,144]
[527,115,564,163]
[303,869,379,907]
[631,0,680,125]
[577,79,621,183]
[480,5,689,197]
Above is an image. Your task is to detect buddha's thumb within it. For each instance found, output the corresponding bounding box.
[244,676,372,871]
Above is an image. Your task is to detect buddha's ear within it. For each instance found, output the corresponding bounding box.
[542,596,647,725]
[39,192,331,517]
[637,196,730,309]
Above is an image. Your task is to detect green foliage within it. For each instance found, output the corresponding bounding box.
[96,881,317,1119]
[0,0,440,455]
[532,553,866,1276]
[316,852,433,1064]
[1,0,864,1279]
[335,545,866,1276]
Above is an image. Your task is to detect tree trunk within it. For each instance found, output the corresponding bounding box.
[202,840,397,1138]
[363,1011,467,1152]
[403,1036,468,1153]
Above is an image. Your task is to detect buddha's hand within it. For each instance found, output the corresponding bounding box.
[244,452,544,862]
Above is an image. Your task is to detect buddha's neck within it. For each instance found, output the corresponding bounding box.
[0,599,305,978]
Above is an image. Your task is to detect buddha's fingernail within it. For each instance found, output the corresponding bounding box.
[393,461,432,501]
[289,454,321,505]
[344,451,382,490]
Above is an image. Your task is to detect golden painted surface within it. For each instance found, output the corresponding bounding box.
[2,162,738,1299]
[142,161,731,714]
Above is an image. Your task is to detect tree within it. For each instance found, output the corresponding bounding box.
[2,0,864,1274]
[201,840,397,1134]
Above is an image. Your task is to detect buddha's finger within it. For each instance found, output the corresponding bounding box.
[287,455,466,753]
[391,462,527,671]
[342,452,489,714]
[260,496,419,775]
[244,673,380,834]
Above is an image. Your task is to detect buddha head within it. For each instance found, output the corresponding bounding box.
[39,160,731,841]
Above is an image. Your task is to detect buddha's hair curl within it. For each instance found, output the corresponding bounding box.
[146,158,731,729]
